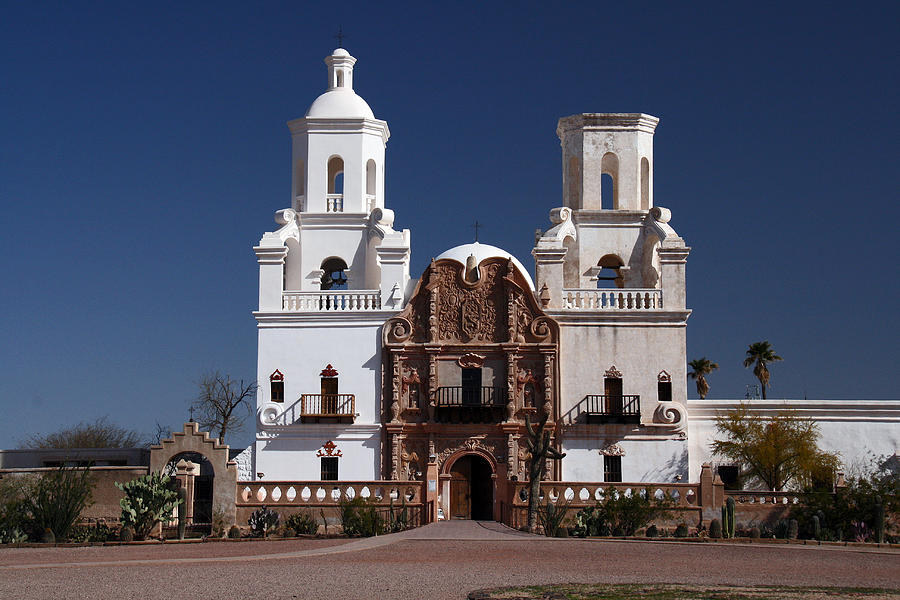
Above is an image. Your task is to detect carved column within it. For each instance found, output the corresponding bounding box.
[507,433,516,476]
[390,432,403,480]
[427,351,438,423]
[390,352,401,423]
[505,350,517,422]
[506,263,517,343]
[542,352,554,417]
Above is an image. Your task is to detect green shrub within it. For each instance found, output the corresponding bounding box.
[119,525,134,542]
[210,507,228,538]
[116,472,182,541]
[11,466,96,541]
[645,524,659,538]
[248,506,280,537]
[69,522,113,543]
[41,528,56,544]
[286,511,319,535]
[228,525,241,539]
[537,496,570,537]
[339,496,383,537]
[674,523,689,538]
[749,526,761,539]
[572,488,673,538]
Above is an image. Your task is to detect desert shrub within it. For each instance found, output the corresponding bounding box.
[210,507,229,538]
[572,488,673,538]
[749,526,761,538]
[15,465,95,541]
[339,496,383,537]
[537,496,570,537]
[228,525,241,539]
[674,523,689,537]
[709,518,722,538]
[794,455,899,542]
[286,511,319,536]
[248,506,280,537]
[119,525,134,541]
[69,522,113,543]
[646,524,659,538]
[116,472,181,541]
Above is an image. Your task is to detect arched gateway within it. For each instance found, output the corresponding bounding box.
[446,453,494,520]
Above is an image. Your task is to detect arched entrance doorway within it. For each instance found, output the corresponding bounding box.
[449,454,493,520]
[164,452,214,525]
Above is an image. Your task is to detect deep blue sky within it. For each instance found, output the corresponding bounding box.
[1,2,897,450]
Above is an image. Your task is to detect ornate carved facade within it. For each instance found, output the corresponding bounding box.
[382,256,561,484]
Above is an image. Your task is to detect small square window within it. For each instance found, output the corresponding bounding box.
[321,456,339,481]
[271,381,284,403]
[604,455,622,482]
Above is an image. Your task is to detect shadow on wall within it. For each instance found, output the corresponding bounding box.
[643,447,689,483]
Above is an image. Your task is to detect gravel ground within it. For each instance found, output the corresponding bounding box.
[0,522,897,600]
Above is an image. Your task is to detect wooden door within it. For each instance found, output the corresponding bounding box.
[450,475,470,519]
[321,377,338,413]
[605,377,623,414]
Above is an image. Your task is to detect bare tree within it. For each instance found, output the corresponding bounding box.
[152,422,171,445]
[21,416,146,449]
[192,371,256,444]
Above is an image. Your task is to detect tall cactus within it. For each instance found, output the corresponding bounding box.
[874,496,885,544]
[722,497,735,539]
[525,411,566,534]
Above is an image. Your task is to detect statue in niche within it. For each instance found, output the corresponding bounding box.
[402,367,422,409]
[516,368,540,409]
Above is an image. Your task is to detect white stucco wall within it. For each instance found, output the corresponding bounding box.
[687,399,900,482]
[561,436,688,482]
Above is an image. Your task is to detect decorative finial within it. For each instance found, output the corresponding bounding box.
[188,406,194,423]
[334,26,347,48]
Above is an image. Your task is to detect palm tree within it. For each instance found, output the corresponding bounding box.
[688,358,719,399]
[743,341,782,400]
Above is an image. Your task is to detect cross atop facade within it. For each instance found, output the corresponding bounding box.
[474,220,482,242]
[189,406,194,423]
[334,26,347,48]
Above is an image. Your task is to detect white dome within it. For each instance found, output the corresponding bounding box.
[332,47,350,57]
[306,90,375,119]
[435,242,535,290]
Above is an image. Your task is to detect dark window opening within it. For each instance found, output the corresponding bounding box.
[604,455,622,482]
[461,368,482,406]
[717,465,740,490]
[658,380,672,402]
[409,383,420,409]
[321,456,339,481]
[320,258,348,290]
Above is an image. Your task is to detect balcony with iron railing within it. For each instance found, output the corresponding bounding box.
[299,394,356,424]
[562,289,662,310]
[582,394,641,424]
[434,386,508,424]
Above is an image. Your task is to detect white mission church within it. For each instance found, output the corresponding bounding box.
[240,48,898,520]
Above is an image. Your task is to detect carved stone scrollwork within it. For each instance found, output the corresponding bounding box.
[604,365,623,379]
[599,443,625,457]
[458,353,485,369]
[530,316,552,341]
[653,401,687,432]
[387,318,412,343]
[436,437,503,466]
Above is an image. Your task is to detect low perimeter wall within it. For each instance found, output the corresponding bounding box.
[235,480,429,527]
[0,466,149,522]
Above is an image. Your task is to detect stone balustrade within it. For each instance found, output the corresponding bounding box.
[282,290,382,312]
[326,193,344,212]
[562,288,662,310]
[236,480,424,507]
[726,491,801,506]
[509,481,700,508]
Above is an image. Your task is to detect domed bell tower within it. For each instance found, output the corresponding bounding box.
[289,48,389,215]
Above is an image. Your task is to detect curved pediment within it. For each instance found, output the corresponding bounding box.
[384,257,558,346]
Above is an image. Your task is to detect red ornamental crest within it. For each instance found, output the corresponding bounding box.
[316,440,342,457]
[320,364,339,377]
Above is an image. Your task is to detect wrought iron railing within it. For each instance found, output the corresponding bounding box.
[300,394,356,417]
[584,394,641,423]
[435,386,508,407]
